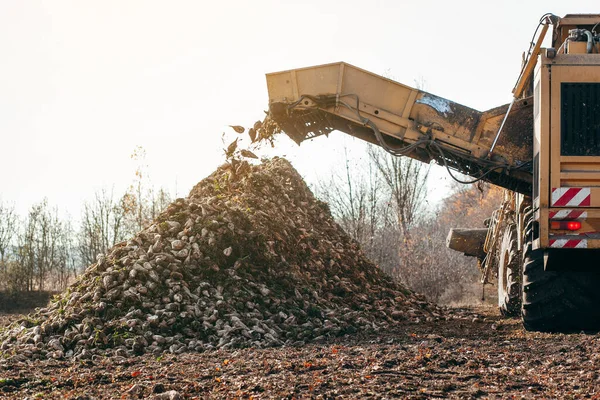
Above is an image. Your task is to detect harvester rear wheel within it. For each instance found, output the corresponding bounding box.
[521,218,600,332]
[497,224,521,317]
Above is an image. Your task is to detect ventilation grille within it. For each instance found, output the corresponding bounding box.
[561,83,600,156]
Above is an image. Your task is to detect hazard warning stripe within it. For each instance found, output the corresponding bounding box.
[549,239,588,248]
[548,210,588,220]
[551,188,591,207]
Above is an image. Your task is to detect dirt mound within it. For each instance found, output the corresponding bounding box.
[0,158,442,361]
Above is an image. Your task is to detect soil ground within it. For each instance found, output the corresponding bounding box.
[2,305,600,399]
[0,291,56,313]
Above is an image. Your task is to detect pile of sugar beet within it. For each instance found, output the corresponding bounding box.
[0,157,444,361]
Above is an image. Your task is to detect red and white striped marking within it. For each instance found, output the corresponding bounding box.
[549,238,588,248]
[551,188,591,207]
[548,210,588,220]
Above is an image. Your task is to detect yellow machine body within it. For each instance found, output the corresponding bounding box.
[264,14,600,330]
[535,47,600,250]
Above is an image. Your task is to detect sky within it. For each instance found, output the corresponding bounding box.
[1,0,599,219]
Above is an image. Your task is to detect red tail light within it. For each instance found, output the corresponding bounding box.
[550,220,582,231]
[567,221,582,230]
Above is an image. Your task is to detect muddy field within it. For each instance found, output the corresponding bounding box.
[2,159,598,399]
[2,306,599,399]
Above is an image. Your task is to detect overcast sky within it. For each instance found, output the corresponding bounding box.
[1,1,598,218]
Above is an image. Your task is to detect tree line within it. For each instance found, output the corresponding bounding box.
[316,144,503,304]
[0,146,172,294]
[0,142,502,305]
[0,188,171,294]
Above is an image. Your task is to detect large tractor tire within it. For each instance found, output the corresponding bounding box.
[497,224,521,316]
[521,218,600,332]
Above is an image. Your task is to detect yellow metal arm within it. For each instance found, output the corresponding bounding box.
[266,62,533,193]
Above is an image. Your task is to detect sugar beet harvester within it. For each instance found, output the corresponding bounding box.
[265,14,600,332]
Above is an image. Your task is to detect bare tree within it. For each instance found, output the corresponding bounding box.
[50,216,77,290]
[364,145,430,287]
[318,147,380,243]
[123,145,148,233]
[78,188,127,267]
[5,260,28,294]
[316,144,403,273]
[33,201,59,291]
[120,146,172,236]
[393,182,504,303]
[367,146,430,239]
[0,199,18,289]
[149,187,172,221]
[17,203,39,291]
[0,148,172,294]
[10,200,72,292]
[79,148,172,268]
[316,139,503,303]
